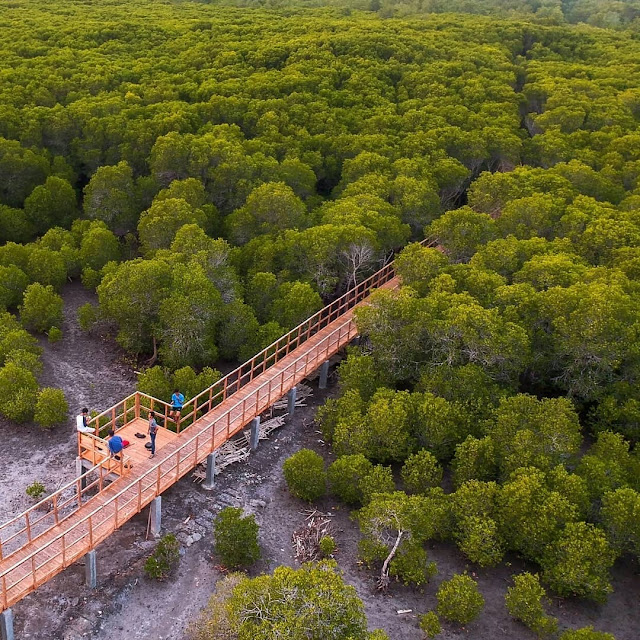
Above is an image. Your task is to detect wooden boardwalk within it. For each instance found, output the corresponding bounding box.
[0,264,401,612]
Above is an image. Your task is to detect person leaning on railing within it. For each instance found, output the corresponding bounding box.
[170,388,185,424]
[76,407,93,434]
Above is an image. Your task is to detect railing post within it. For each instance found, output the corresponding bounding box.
[135,392,140,420]
[25,512,31,543]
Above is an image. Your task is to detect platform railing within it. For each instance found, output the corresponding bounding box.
[0,451,130,563]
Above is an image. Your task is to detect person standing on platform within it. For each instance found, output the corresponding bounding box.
[170,388,185,426]
[148,410,158,458]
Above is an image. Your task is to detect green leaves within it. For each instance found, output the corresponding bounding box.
[436,574,484,625]
[542,522,616,602]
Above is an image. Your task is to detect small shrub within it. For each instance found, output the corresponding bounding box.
[26,481,46,501]
[19,283,63,333]
[5,349,43,375]
[34,388,69,428]
[77,302,98,331]
[389,539,437,587]
[328,454,373,505]
[436,573,484,625]
[360,465,395,504]
[47,326,63,343]
[319,535,336,557]
[283,449,326,502]
[419,611,441,638]
[456,515,504,567]
[401,450,443,495]
[0,363,38,423]
[144,533,180,580]
[505,572,558,637]
[81,266,102,290]
[214,507,260,568]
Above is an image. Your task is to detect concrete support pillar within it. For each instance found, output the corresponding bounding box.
[287,386,298,416]
[250,417,260,451]
[75,456,87,491]
[0,609,14,640]
[85,550,97,589]
[202,452,216,491]
[150,496,162,536]
[318,361,330,390]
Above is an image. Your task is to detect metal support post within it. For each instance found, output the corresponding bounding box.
[85,550,97,589]
[287,386,298,416]
[0,609,14,640]
[150,496,162,536]
[250,417,260,451]
[319,361,330,390]
[202,452,216,491]
[75,456,87,490]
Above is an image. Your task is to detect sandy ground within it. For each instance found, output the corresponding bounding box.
[2,284,638,640]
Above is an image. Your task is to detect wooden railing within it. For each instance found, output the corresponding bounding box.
[88,258,396,440]
[0,452,130,563]
[0,249,403,610]
[160,259,397,429]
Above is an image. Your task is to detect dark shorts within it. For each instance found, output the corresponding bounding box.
[172,406,182,412]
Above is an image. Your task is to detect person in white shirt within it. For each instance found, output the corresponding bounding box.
[76,407,94,434]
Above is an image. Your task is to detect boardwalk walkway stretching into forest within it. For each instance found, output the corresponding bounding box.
[0,260,402,615]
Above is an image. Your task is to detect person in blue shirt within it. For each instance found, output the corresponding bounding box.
[170,388,185,425]
[108,429,124,459]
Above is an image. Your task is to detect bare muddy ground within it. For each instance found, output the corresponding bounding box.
[8,379,639,640]
[0,282,135,525]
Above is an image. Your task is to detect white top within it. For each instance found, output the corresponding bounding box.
[76,414,93,433]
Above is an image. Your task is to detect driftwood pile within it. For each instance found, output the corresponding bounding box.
[270,383,313,412]
[292,509,335,562]
[242,415,286,446]
[191,384,309,483]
